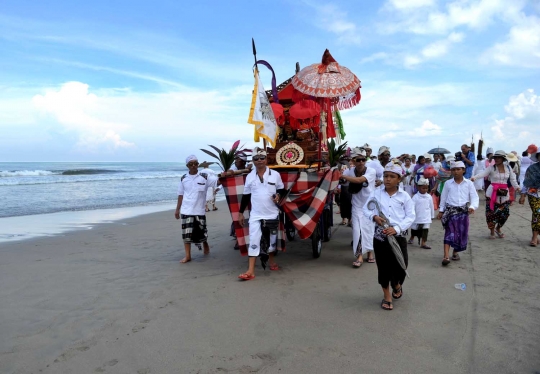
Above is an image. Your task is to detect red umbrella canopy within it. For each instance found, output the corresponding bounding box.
[270,103,284,126]
[289,100,321,120]
[292,49,361,110]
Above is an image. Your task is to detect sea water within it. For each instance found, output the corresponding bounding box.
[0,162,224,242]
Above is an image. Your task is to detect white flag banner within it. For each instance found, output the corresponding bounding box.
[247,69,278,148]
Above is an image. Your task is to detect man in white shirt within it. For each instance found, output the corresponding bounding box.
[361,143,384,186]
[437,161,479,266]
[237,148,285,280]
[175,155,219,263]
[341,148,376,266]
[431,154,442,172]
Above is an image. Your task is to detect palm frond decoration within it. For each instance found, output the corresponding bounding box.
[327,139,348,167]
[201,140,251,171]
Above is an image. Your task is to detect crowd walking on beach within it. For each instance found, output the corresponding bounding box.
[175,142,540,311]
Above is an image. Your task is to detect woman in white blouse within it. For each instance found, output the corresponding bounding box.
[471,150,519,239]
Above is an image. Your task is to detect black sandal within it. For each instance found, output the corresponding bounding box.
[381,299,393,311]
[392,286,403,300]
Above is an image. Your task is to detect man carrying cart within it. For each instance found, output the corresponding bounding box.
[238,147,286,281]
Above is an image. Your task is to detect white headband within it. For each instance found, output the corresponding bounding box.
[384,161,403,175]
[417,177,429,186]
[186,155,198,164]
[451,161,465,169]
[253,147,267,157]
[378,146,390,156]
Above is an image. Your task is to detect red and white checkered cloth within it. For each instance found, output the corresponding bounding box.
[220,174,285,256]
[220,167,340,254]
[282,167,341,239]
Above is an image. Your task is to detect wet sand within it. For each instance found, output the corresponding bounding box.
[1,197,539,373]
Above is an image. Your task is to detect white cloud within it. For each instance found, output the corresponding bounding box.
[380,0,526,35]
[504,89,540,120]
[386,0,435,10]
[404,32,465,67]
[409,120,442,137]
[307,3,362,45]
[33,82,134,151]
[490,89,540,145]
[360,52,389,64]
[481,15,540,68]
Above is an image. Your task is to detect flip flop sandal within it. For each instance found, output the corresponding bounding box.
[495,231,505,238]
[451,254,460,261]
[407,239,414,245]
[238,273,255,281]
[269,263,279,271]
[367,258,376,263]
[530,242,538,247]
[489,235,496,239]
[352,261,363,268]
[420,245,432,249]
[381,299,393,311]
[442,258,450,266]
[392,286,403,300]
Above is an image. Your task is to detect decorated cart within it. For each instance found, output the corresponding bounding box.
[216,42,362,258]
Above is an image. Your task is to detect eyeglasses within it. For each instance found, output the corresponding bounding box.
[252,156,266,161]
[354,158,366,162]
[187,162,199,167]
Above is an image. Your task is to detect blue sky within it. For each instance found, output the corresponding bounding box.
[1,0,539,161]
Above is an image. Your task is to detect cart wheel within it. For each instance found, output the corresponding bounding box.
[311,224,322,258]
[286,227,296,241]
[323,209,332,242]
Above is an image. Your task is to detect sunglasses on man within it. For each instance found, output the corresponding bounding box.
[187,162,199,167]
[252,156,266,161]
[354,158,366,162]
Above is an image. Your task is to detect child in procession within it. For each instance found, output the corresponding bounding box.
[437,161,479,266]
[408,178,435,249]
[363,160,415,311]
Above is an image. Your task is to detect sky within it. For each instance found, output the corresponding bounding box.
[1,0,539,162]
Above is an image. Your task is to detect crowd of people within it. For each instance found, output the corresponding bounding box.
[174,142,540,311]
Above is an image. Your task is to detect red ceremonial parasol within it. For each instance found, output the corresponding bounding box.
[292,49,361,139]
[288,100,321,130]
[270,102,284,126]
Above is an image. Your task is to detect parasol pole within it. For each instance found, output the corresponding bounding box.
[252,37,267,150]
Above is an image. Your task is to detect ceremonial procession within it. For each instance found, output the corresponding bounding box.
[2,2,540,373]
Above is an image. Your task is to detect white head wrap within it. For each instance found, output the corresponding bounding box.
[351,147,366,157]
[451,161,466,169]
[384,160,403,176]
[486,147,494,155]
[186,155,198,164]
[253,147,267,157]
[235,152,248,161]
[362,143,372,150]
[378,146,390,156]
[423,153,432,160]
[417,177,429,186]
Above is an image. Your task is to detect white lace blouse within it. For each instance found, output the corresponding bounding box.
[473,164,519,203]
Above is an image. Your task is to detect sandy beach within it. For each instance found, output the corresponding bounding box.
[1,197,539,374]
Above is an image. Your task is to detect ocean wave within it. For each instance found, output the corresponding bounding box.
[0,174,184,186]
[61,169,121,175]
[0,170,56,177]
